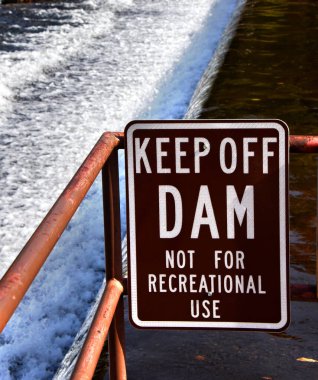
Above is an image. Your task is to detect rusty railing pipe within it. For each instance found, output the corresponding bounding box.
[0,132,120,333]
[290,135,318,153]
[113,132,124,149]
[71,278,124,380]
[103,151,127,380]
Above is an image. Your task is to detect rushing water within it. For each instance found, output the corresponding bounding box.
[0,0,242,378]
[196,0,318,279]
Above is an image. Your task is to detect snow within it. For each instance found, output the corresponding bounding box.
[0,0,242,378]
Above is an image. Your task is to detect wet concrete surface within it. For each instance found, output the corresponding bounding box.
[125,299,318,380]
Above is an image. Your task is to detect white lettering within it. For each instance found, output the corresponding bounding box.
[191,185,219,239]
[135,137,152,173]
[159,274,167,292]
[236,251,245,269]
[243,137,257,174]
[191,299,200,318]
[189,275,197,293]
[246,275,257,293]
[224,275,233,293]
[198,276,209,293]
[212,300,220,318]
[165,250,195,269]
[169,274,177,292]
[159,186,182,238]
[175,138,190,174]
[220,138,237,174]
[214,250,245,269]
[227,185,254,239]
[263,137,277,174]
[179,274,187,292]
[235,275,244,293]
[202,300,211,318]
[165,250,174,268]
[177,250,186,268]
[258,275,266,294]
[148,274,157,292]
[194,138,210,173]
[214,250,222,269]
[156,138,171,173]
[224,250,234,269]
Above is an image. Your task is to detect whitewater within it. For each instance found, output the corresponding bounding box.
[0,0,243,378]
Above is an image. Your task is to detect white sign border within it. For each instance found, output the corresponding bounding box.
[126,120,289,330]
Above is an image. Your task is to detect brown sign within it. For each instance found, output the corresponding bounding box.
[125,120,289,331]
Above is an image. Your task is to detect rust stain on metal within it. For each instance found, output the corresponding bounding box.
[113,132,124,148]
[103,151,127,380]
[71,278,123,380]
[290,135,318,153]
[0,273,23,300]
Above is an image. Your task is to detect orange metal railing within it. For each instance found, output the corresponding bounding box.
[0,132,121,332]
[0,132,317,379]
[71,278,124,380]
[0,131,126,380]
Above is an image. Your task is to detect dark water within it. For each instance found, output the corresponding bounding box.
[199,0,318,277]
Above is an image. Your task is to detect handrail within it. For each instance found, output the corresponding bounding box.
[71,278,124,380]
[102,149,127,379]
[289,135,318,152]
[0,132,318,379]
[0,132,120,333]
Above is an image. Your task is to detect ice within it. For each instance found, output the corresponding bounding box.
[0,0,242,378]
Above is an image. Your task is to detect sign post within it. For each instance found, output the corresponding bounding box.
[125,120,289,331]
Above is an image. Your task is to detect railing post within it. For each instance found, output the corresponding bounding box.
[316,157,318,298]
[102,149,127,380]
[70,279,124,380]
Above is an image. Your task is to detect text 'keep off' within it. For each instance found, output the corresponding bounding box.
[125,120,289,331]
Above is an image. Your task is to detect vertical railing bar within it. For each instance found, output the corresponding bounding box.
[102,149,127,380]
[316,157,318,298]
[70,279,123,380]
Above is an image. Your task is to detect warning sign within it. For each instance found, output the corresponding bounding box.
[125,120,289,331]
